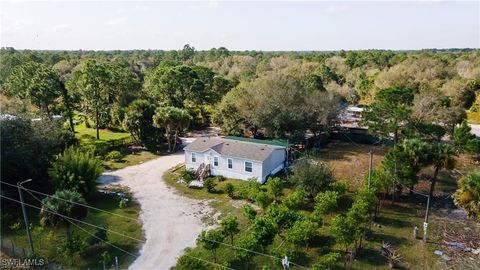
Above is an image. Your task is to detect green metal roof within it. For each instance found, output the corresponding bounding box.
[224,136,290,147]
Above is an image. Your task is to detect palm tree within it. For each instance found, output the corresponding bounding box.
[426,142,456,197]
[153,106,192,152]
[453,170,480,220]
[400,139,429,194]
[40,190,88,238]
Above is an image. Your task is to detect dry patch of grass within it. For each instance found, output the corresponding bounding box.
[316,142,389,189]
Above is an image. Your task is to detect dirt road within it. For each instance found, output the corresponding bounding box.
[99,151,211,270]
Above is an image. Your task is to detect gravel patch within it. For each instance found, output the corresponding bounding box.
[98,152,211,270]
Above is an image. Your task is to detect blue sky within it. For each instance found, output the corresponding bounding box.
[1,1,478,51]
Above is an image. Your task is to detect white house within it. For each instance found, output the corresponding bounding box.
[184,137,287,183]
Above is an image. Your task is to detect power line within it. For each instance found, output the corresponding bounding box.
[0,180,138,222]
[183,255,235,270]
[5,193,232,270]
[5,192,240,270]
[0,194,144,243]
[1,183,310,269]
[22,187,138,259]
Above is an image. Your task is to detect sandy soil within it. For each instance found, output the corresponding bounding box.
[99,151,211,270]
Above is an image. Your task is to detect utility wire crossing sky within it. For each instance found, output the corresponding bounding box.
[1,1,479,51]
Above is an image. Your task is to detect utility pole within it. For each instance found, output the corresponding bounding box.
[423,194,431,243]
[368,150,373,188]
[17,179,34,254]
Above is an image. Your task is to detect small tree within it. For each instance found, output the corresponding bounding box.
[454,170,480,220]
[330,215,359,267]
[291,160,334,199]
[235,232,258,268]
[284,189,306,209]
[40,190,88,239]
[313,191,339,224]
[250,217,277,252]
[265,202,302,230]
[312,252,342,270]
[197,229,225,262]
[266,177,283,200]
[225,183,235,198]
[220,216,240,244]
[242,204,257,223]
[176,254,207,270]
[425,142,456,197]
[204,177,216,193]
[452,120,476,152]
[49,147,104,196]
[254,191,271,209]
[284,218,318,250]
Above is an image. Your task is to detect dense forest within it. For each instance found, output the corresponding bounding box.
[1,45,479,186]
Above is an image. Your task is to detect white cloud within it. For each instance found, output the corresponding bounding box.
[106,17,127,26]
[52,24,70,32]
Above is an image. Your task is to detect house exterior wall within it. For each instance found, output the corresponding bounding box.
[184,149,263,182]
[261,149,286,182]
[184,148,286,184]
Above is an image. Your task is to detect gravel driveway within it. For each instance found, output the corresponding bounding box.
[99,151,211,270]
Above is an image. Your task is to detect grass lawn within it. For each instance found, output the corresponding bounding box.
[75,122,131,143]
[164,142,479,270]
[103,150,162,170]
[1,187,143,269]
[73,122,161,170]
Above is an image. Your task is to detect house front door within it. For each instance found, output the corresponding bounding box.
[206,154,211,165]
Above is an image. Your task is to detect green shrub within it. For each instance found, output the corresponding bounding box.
[237,179,262,201]
[312,252,342,270]
[330,181,349,195]
[57,235,84,265]
[204,177,216,193]
[105,150,123,161]
[255,192,271,209]
[176,254,207,270]
[266,177,283,199]
[284,189,306,209]
[49,147,104,196]
[225,183,235,198]
[182,169,196,183]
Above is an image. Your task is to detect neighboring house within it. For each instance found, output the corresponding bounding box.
[184,137,287,183]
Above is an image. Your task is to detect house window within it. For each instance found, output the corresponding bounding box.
[245,161,253,172]
[191,153,196,163]
[213,157,219,167]
[227,158,233,169]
